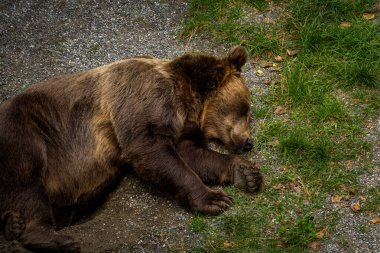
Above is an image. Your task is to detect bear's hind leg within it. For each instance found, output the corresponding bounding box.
[20,225,80,253]
[6,185,80,253]
[3,210,26,241]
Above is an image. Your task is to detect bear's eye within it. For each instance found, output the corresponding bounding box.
[238,102,250,116]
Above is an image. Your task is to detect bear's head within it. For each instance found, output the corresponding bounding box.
[200,46,252,154]
[170,46,252,154]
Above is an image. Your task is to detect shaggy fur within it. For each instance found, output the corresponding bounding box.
[0,46,262,252]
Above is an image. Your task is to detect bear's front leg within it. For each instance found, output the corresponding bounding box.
[177,139,263,193]
[127,142,232,215]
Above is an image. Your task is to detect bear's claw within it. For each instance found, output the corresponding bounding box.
[189,188,233,215]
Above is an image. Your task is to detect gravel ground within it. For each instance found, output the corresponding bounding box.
[319,116,380,253]
[0,1,378,253]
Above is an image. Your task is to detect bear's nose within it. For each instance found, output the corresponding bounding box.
[243,138,253,151]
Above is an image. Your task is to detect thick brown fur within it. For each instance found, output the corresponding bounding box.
[0,46,262,252]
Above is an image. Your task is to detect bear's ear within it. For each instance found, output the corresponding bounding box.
[227,46,248,72]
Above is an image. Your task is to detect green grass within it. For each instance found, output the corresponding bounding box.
[181,0,283,57]
[182,0,380,252]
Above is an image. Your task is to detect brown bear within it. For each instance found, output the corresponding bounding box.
[0,46,262,252]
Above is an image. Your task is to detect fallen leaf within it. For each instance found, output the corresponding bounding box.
[286,49,299,56]
[363,13,375,20]
[351,201,361,212]
[316,228,327,239]
[289,181,302,193]
[282,118,290,123]
[268,139,280,147]
[345,160,353,170]
[339,22,352,28]
[360,195,366,202]
[263,80,271,85]
[331,195,343,203]
[258,60,274,68]
[273,183,285,190]
[223,240,233,249]
[308,241,321,250]
[274,55,283,62]
[369,216,380,224]
[366,121,374,129]
[274,106,286,115]
[256,69,264,76]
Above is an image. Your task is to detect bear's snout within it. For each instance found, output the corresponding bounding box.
[243,138,253,152]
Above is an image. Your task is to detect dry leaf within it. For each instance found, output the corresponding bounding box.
[316,228,327,239]
[360,195,366,202]
[363,13,375,20]
[263,80,271,85]
[274,55,284,62]
[256,69,264,76]
[369,216,380,224]
[345,160,353,170]
[339,22,352,28]
[308,241,321,250]
[351,201,361,212]
[286,49,299,56]
[366,121,374,129]
[331,195,343,203]
[273,183,285,190]
[268,139,280,147]
[289,181,302,193]
[274,106,286,115]
[223,240,233,249]
[258,60,274,68]
[282,118,290,123]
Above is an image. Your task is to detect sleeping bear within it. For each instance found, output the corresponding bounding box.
[0,46,262,252]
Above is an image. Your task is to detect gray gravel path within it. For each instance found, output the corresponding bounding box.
[319,116,380,253]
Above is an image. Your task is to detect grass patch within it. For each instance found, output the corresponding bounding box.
[363,187,380,212]
[183,0,379,252]
[181,0,283,57]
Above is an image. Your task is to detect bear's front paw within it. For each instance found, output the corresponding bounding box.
[189,188,233,215]
[233,158,262,193]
